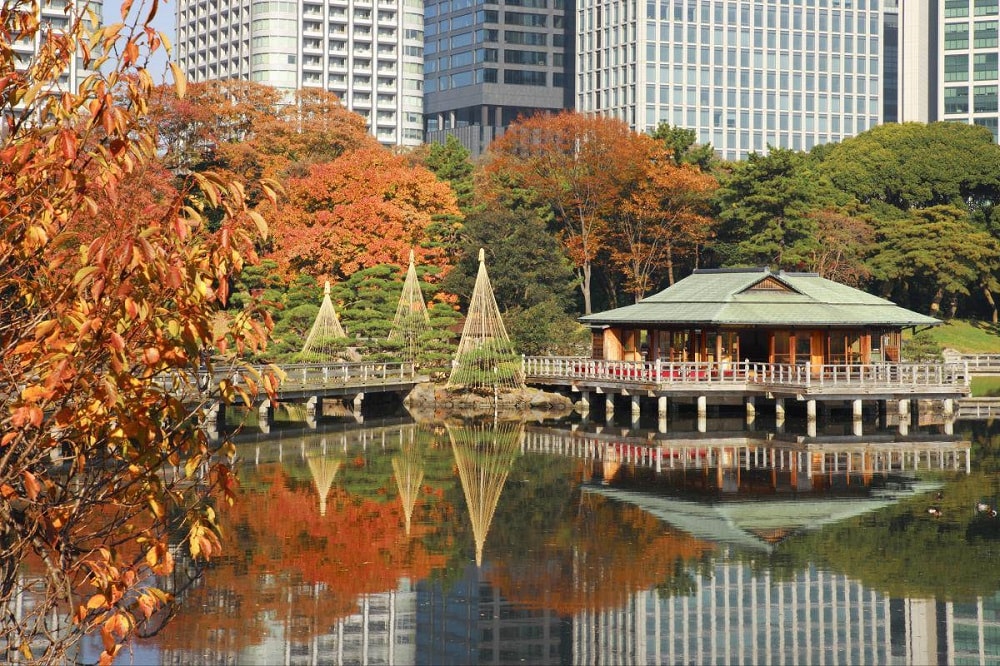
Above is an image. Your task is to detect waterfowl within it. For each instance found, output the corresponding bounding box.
[928,507,943,517]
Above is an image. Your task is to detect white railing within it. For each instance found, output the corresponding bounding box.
[522,357,970,391]
[256,362,416,390]
[944,352,1000,372]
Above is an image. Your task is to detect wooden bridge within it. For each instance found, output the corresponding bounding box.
[943,352,1000,375]
[174,362,422,434]
[522,357,970,425]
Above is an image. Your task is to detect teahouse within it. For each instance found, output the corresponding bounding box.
[579,268,940,372]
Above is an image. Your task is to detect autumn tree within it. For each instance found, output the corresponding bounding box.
[0,3,274,663]
[613,147,718,299]
[271,145,462,280]
[481,112,652,314]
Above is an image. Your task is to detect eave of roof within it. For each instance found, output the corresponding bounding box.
[581,268,940,328]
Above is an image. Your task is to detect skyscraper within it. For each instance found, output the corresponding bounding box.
[939,0,999,141]
[175,0,426,147]
[576,0,888,161]
[422,0,574,157]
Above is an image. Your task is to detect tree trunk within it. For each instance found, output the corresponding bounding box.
[947,294,958,319]
[929,288,943,316]
[983,283,999,324]
[666,245,675,286]
[582,260,593,315]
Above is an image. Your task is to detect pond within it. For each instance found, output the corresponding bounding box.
[82,408,1000,665]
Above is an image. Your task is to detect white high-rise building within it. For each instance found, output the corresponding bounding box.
[175,0,426,147]
[575,0,888,161]
[939,0,1000,142]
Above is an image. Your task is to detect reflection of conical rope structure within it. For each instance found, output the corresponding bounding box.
[306,450,342,516]
[301,281,360,361]
[447,249,525,391]
[449,421,523,566]
[391,430,425,535]
[388,250,430,364]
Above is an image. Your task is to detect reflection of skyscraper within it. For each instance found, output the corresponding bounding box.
[574,562,898,664]
[946,592,1000,663]
[416,563,567,666]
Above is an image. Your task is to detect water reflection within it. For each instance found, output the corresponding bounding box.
[71,416,1000,665]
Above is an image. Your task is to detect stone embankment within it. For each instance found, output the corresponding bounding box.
[405,383,575,418]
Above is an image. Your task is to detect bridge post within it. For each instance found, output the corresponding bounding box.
[775,398,785,427]
[258,399,273,433]
[852,399,863,420]
[605,394,615,424]
[943,398,954,417]
[578,391,591,415]
[657,396,668,433]
[353,393,364,423]
[630,395,640,424]
[745,396,756,427]
[697,395,707,419]
[306,396,319,429]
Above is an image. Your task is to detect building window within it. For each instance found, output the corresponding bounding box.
[944,86,970,113]
[975,84,999,111]
[945,53,970,81]
[946,0,971,17]
[504,11,546,27]
[975,52,999,79]
[974,116,999,142]
[504,69,546,85]
[976,0,1000,15]
[975,20,999,47]
[503,49,546,65]
[945,23,970,50]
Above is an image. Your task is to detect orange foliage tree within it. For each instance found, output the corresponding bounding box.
[481,112,652,314]
[0,2,275,663]
[271,145,462,280]
[487,493,714,615]
[613,148,719,299]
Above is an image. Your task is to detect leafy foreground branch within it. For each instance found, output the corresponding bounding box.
[0,2,275,663]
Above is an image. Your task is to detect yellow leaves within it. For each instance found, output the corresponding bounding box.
[248,210,269,240]
[170,63,186,99]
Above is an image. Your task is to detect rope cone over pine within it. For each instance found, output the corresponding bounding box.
[301,281,360,361]
[448,420,523,567]
[447,248,525,392]
[392,428,425,536]
[306,446,342,517]
[388,249,431,363]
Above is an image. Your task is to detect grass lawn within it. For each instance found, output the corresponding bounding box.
[972,376,1000,397]
[921,319,1000,353]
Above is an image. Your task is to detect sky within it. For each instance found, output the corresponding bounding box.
[103,0,177,84]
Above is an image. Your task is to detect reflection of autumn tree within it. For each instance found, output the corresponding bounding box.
[157,461,451,652]
[488,493,714,615]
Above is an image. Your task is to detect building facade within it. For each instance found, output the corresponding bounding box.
[422,0,574,156]
[939,0,1000,142]
[175,0,426,147]
[575,0,889,161]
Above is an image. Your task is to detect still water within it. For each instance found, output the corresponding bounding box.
[87,408,1000,665]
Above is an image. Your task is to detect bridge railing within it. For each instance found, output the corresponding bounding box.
[251,362,417,390]
[943,352,1000,372]
[523,357,970,390]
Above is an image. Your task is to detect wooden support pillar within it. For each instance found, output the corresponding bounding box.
[631,395,641,424]
[657,396,668,433]
[806,399,817,420]
[697,395,707,418]
[745,396,756,427]
[852,399,863,419]
[943,398,954,417]
[775,398,785,429]
[578,390,591,414]
[605,394,615,423]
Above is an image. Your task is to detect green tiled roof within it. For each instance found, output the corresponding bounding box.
[580,268,940,328]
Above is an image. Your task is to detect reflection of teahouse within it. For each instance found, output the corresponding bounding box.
[449,421,523,566]
[579,268,939,368]
[306,446,342,517]
[392,429,425,536]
